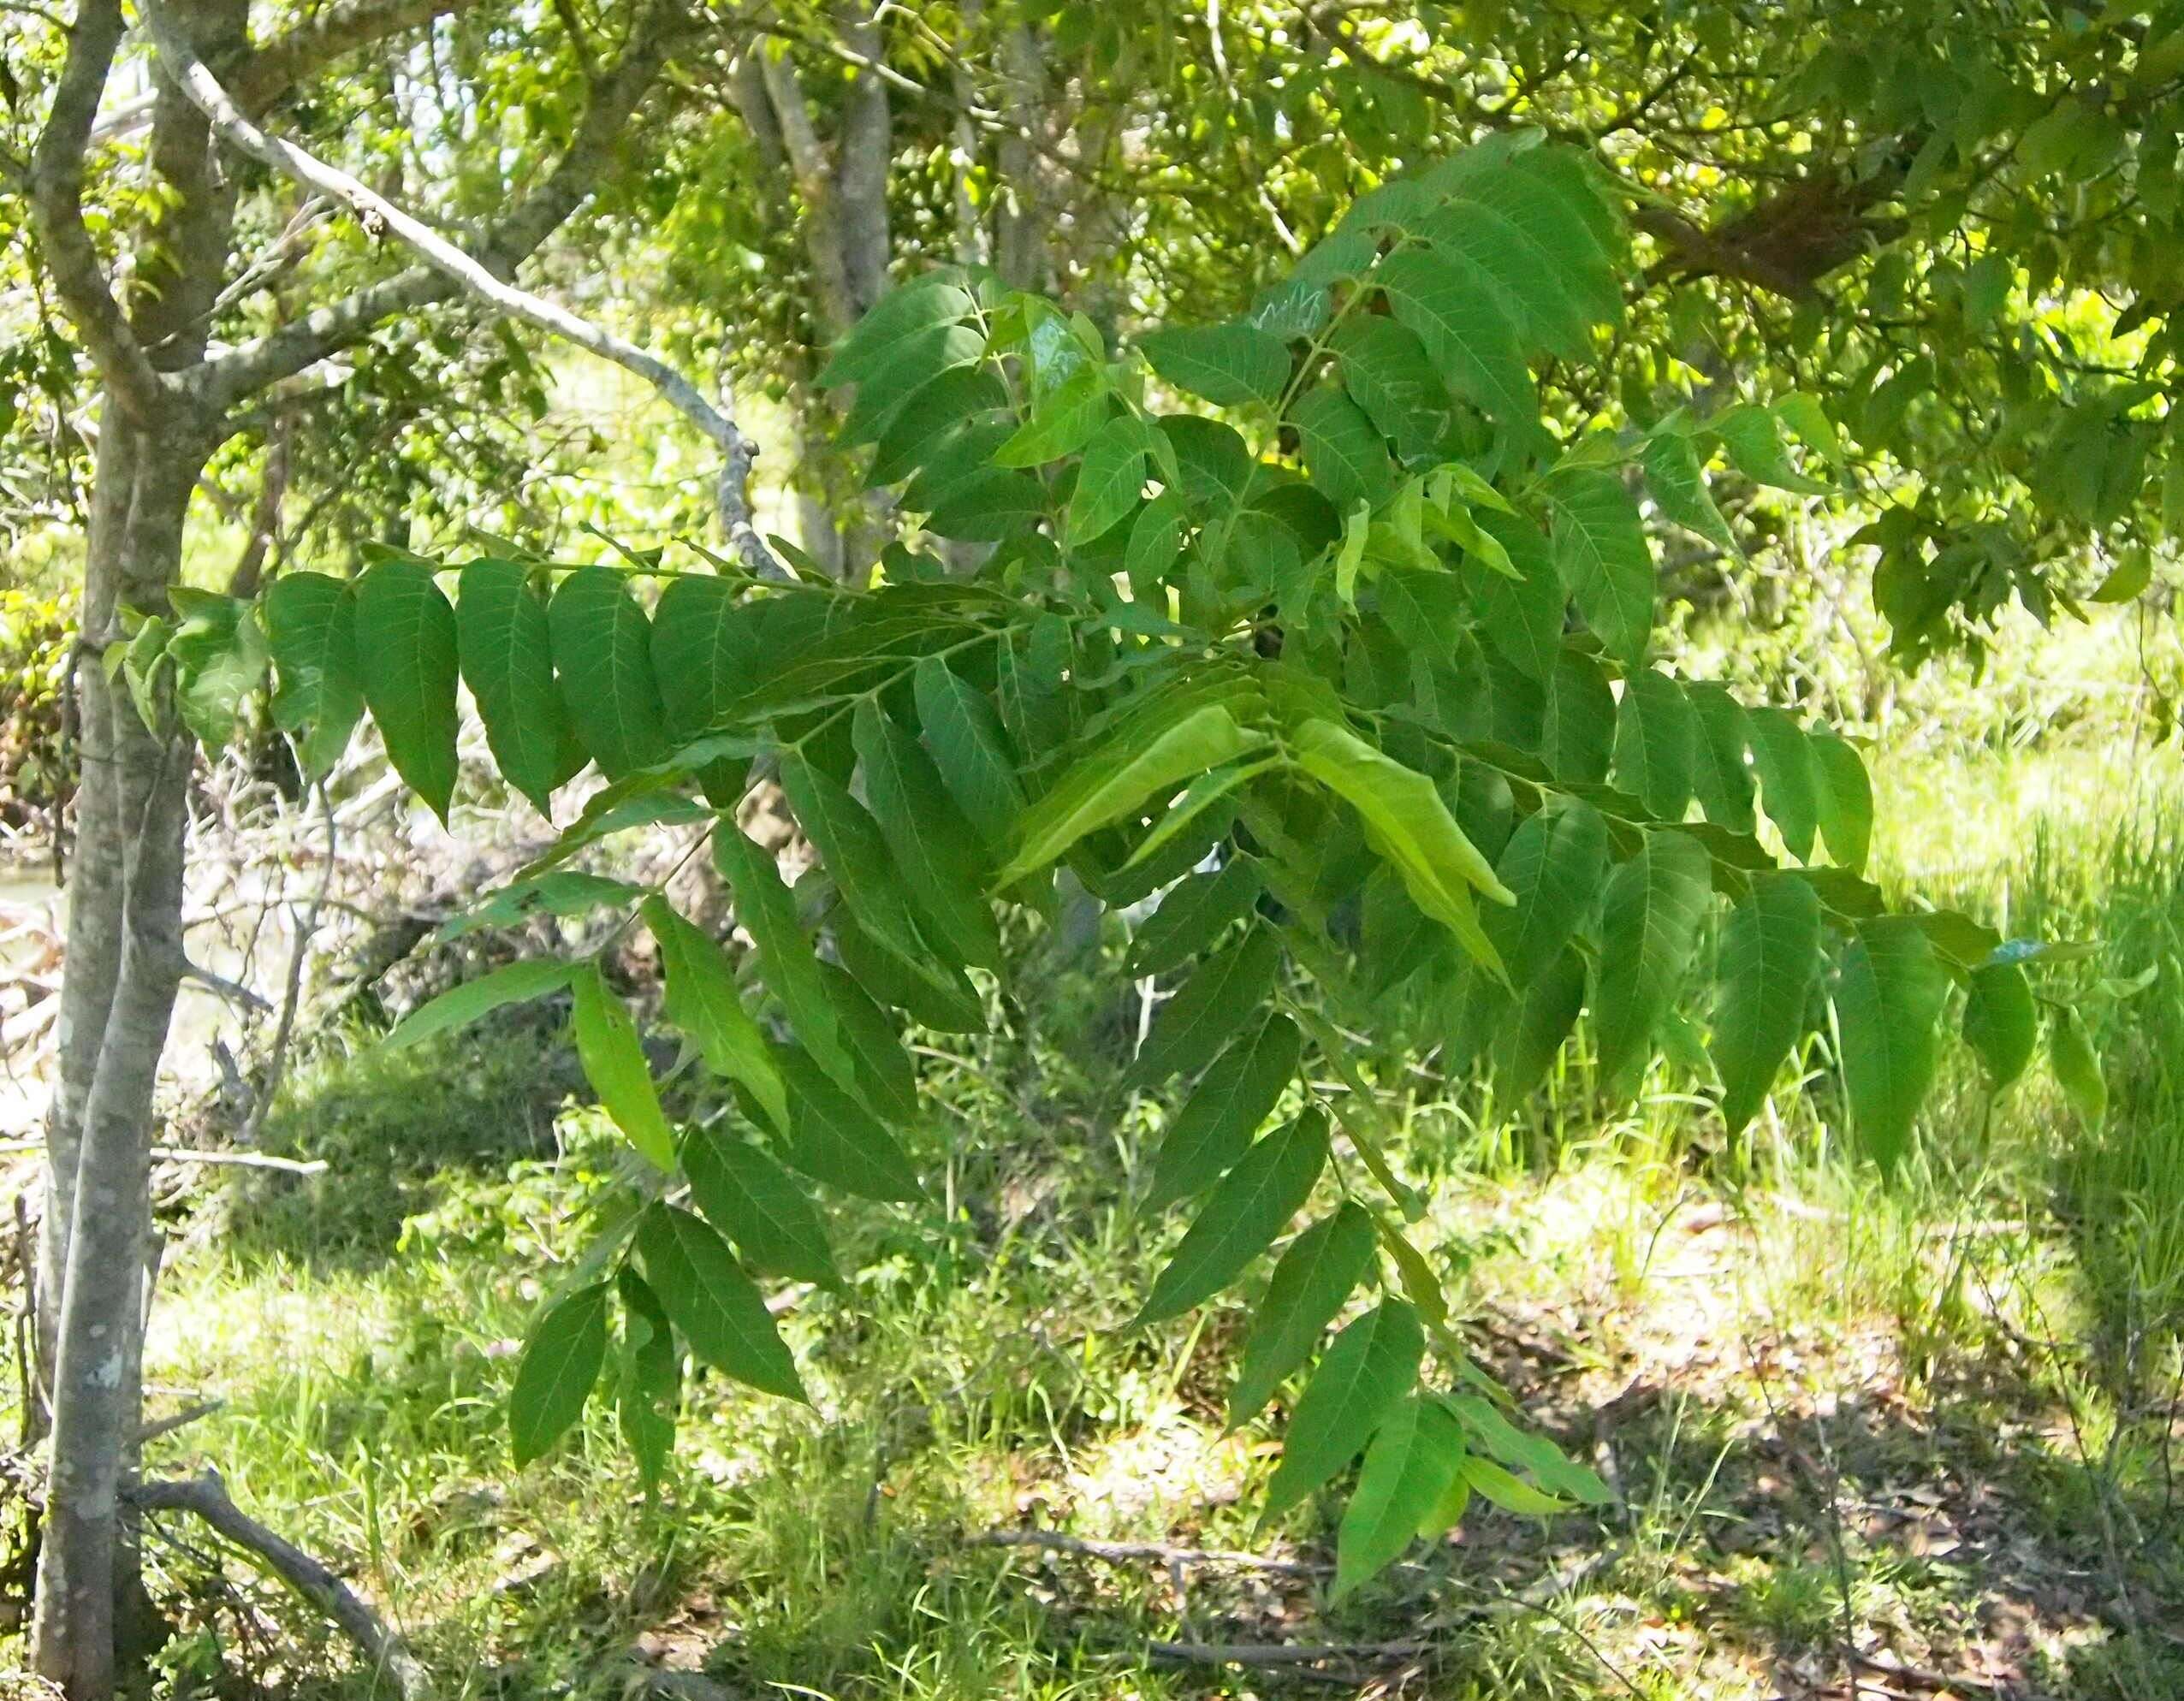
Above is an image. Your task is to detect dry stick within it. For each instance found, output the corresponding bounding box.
[131,1471,430,1701]
[240,779,335,1151]
[139,0,777,579]
[0,1139,327,1176]
[972,1527,1326,1577]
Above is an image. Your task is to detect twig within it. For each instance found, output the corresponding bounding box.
[1147,1637,1427,1667]
[135,1398,224,1445]
[130,1470,430,1700]
[972,1527,1326,1577]
[240,779,334,1148]
[0,1140,328,1176]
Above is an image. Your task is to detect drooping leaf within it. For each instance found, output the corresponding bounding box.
[781,751,941,974]
[650,574,764,740]
[1147,1014,1302,1208]
[263,571,363,779]
[1480,797,1610,990]
[1833,916,1949,1171]
[912,655,1026,858]
[1544,649,1617,784]
[382,958,572,1053]
[1641,430,1738,552]
[1228,1201,1378,1425]
[1264,1300,1426,1518]
[774,1047,925,1201]
[1293,385,1395,511]
[1712,872,1825,1133]
[635,1205,805,1402]
[1131,925,1284,1087]
[549,566,671,779]
[1129,858,1262,977]
[1136,1109,1329,1325]
[1963,961,2037,1089]
[353,559,460,820]
[1611,669,1699,822]
[1469,510,1564,682]
[818,962,920,1124]
[1067,416,1149,547]
[681,1124,837,1286]
[614,1269,679,1488]
[1746,707,1821,862]
[1335,1396,1468,1598]
[714,827,856,1090]
[509,1283,608,1466]
[1685,682,1756,834]
[1593,830,1713,1087]
[1374,247,1534,421]
[1809,730,1874,873]
[571,963,677,1173]
[2050,1007,2107,1127]
[457,559,567,815]
[853,700,1001,969]
[644,897,790,1135]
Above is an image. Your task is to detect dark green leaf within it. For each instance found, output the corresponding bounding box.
[1292,386,1394,512]
[1129,858,1262,977]
[1747,708,1820,862]
[1141,323,1291,409]
[1148,1014,1302,1208]
[1834,916,1949,1171]
[644,897,789,1134]
[682,1124,837,1286]
[912,655,1025,857]
[1335,1396,1467,1597]
[635,1205,804,1401]
[383,958,571,1052]
[549,566,670,779]
[1228,1202,1377,1425]
[1713,872,1825,1133]
[1264,1301,1426,1517]
[775,1047,924,1201]
[1136,1109,1329,1324]
[1132,925,1284,1087]
[1963,962,2036,1089]
[509,1283,607,1465]
[1542,470,1653,663]
[1593,830,1713,1086]
[457,560,567,815]
[713,826,857,1090]
[353,560,460,820]
[264,572,362,779]
[854,700,1001,969]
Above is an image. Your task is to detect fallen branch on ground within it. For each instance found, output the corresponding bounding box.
[972,1527,1325,1576]
[130,1470,430,1700]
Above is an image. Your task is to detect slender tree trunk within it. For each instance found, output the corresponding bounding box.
[32,411,206,1699]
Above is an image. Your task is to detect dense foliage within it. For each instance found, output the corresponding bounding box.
[107,133,2104,1595]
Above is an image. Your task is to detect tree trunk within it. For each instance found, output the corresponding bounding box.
[31,409,206,1698]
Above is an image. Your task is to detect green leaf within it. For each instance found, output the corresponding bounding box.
[458,559,567,814]
[167,590,270,749]
[1125,490,1190,599]
[1442,1391,1611,1504]
[1747,708,1821,862]
[1611,669,1699,822]
[1291,717,1511,976]
[644,897,789,1135]
[615,1270,679,1488]
[1332,318,1451,459]
[1462,1457,1566,1516]
[682,1124,837,1286]
[1469,511,1564,683]
[1963,962,2037,1089]
[1833,916,1949,1171]
[1809,731,1874,873]
[383,958,572,1052]
[1494,947,1586,1105]
[1713,872,1825,1134]
[1642,430,1737,552]
[264,572,363,779]
[1129,858,1262,977]
[635,1204,804,1402]
[1335,1396,1467,1598]
[1141,323,1291,409]
[1264,1300,1425,1518]
[1419,198,1595,360]
[1002,703,1266,883]
[994,366,1112,466]
[571,963,677,1172]
[1228,1201,1378,1426]
[1067,416,1148,547]
[650,574,763,740]
[549,566,671,779]
[819,276,977,390]
[1712,404,1831,495]
[1123,762,1273,874]
[1544,650,1617,785]
[1132,925,1284,1087]
[353,560,460,820]
[781,752,939,974]
[912,655,1025,858]
[1593,830,1713,1087]
[509,1283,608,1466]
[1685,682,1756,834]
[854,700,1001,970]
[1481,797,1610,991]
[819,962,920,1123]
[713,826,856,1090]
[1292,386,1394,512]
[1148,1013,1302,1209]
[774,1047,925,1201]
[2050,1008,2107,1128]
[1374,247,1534,421]
[1542,470,1653,664]
[1136,1109,1329,1325]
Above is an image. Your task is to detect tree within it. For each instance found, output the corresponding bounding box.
[15,4,693,1692]
[169,131,2070,1639]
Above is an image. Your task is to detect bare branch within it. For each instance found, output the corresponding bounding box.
[193,1,684,409]
[151,0,773,571]
[131,1471,428,1700]
[29,0,171,421]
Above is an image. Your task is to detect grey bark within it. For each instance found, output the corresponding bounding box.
[27,3,688,1692]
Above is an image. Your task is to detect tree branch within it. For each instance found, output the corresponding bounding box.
[229,0,484,116]
[192,0,684,410]
[151,0,773,571]
[131,1471,428,1700]
[29,0,171,422]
